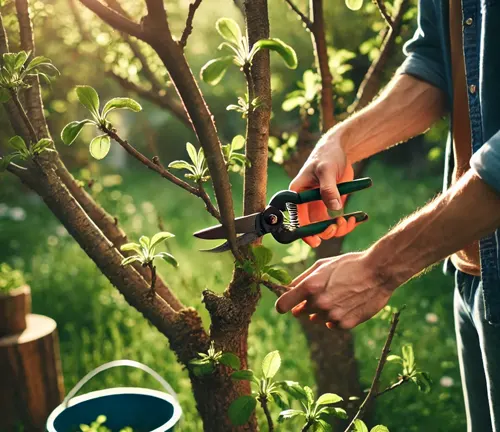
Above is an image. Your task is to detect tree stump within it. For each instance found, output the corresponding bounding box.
[0,284,31,337]
[0,314,65,431]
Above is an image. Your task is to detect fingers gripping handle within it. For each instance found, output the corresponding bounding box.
[296,177,373,204]
[293,211,368,239]
[63,360,178,408]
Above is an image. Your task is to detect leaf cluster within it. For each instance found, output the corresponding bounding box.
[387,344,432,393]
[0,135,55,171]
[120,232,178,268]
[189,341,241,377]
[0,263,26,294]
[226,93,264,119]
[200,18,297,86]
[352,420,389,432]
[79,415,133,432]
[61,86,142,160]
[0,51,59,102]
[168,143,210,182]
[221,135,249,173]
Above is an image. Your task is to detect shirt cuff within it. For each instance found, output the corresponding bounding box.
[398,53,448,95]
[470,130,500,194]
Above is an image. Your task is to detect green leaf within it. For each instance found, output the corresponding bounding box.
[139,236,150,250]
[282,95,306,112]
[314,419,333,432]
[412,371,432,393]
[150,231,175,249]
[0,88,11,103]
[186,142,198,165]
[89,134,111,160]
[192,362,216,376]
[304,386,314,407]
[228,395,257,426]
[32,138,53,154]
[2,52,17,72]
[215,18,242,46]
[25,56,51,71]
[354,419,369,432]
[231,135,245,150]
[251,38,298,69]
[61,119,94,146]
[231,370,255,381]
[278,381,308,402]
[264,267,292,284]
[200,56,234,86]
[316,393,343,406]
[402,344,415,374]
[328,407,348,419]
[271,391,288,410]
[370,426,390,432]
[155,252,179,268]
[0,153,19,171]
[189,358,211,366]
[345,0,364,10]
[278,409,305,422]
[168,160,194,171]
[121,255,141,266]
[386,355,403,365]
[219,352,241,370]
[76,85,100,118]
[262,350,281,379]
[252,245,273,269]
[120,242,142,254]
[102,97,142,118]
[8,136,27,153]
[14,51,28,71]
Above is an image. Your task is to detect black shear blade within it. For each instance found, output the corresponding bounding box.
[194,213,259,240]
[199,232,261,253]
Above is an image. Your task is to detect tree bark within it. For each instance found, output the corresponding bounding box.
[0,285,31,337]
[0,314,65,431]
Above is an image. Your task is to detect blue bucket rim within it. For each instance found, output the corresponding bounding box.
[46,387,182,432]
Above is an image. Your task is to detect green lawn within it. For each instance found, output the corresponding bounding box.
[0,160,465,431]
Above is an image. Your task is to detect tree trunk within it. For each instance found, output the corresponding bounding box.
[0,314,65,431]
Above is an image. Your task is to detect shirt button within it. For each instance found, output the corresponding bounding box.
[465,17,473,25]
[469,84,477,94]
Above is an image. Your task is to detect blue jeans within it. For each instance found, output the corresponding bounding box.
[454,270,500,432]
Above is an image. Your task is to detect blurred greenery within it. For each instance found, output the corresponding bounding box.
[0,0,461,430]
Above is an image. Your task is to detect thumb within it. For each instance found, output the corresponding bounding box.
[316,166,342,211]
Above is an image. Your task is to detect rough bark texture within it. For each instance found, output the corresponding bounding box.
[0,285,31,337]
[0,314,65,431]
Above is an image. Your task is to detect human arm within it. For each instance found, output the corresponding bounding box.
[276,169,500,329]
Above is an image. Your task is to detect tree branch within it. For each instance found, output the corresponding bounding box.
[78,0,145,40]
[9,90,38,143]
[310,0,335,132]
[144,0,168,27]
[283,0,313,31]
[343,311,401,431]
[375,376,409,398]
[179,0,203,49]
[260,396,274,431]
[101,126,221,221]
[373,0,393,29]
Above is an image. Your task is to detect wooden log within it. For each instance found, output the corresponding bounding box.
[0,314,65,431]
[0,284,31,337]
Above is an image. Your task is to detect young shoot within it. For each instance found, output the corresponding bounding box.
[0,135,55,171]
[61,86,142,160]
[189,341,241,377]
[168,142,210,183]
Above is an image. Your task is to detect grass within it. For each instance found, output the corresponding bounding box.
[0,159,465,431]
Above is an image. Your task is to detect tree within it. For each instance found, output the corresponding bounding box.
[0,0,415,430]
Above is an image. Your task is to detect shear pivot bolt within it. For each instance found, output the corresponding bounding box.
[267,214,279,225]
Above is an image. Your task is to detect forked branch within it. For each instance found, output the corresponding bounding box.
[283,0,313,30]
[179,0,203,48]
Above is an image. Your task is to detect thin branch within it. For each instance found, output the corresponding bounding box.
[148,262,157,296]
[375,376,409,398]
[102,126,221,221]
[144,0,168,26]
[283,0,313,30]
[259,396,274,432]
[373,0,394,29]
[78,0,145,40]
[343,311,401,431]
[261,279,288,297]
[9,90,38,143]
[196,179,221,221]
[179,0,203,49]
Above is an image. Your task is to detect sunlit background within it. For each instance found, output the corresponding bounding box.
[0,0,461,430]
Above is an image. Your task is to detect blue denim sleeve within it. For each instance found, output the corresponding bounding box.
[398,0,448,94]
[470,130,500,194]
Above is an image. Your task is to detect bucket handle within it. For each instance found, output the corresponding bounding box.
[63,360,178,408]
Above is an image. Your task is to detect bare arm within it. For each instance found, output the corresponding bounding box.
[290,73,446,246]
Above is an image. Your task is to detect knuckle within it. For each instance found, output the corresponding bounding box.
[328,309,343,322]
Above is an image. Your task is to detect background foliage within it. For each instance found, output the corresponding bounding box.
[0,0,461,430]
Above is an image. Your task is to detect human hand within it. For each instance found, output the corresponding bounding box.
[290,137,357,248]
[275,252,398,329]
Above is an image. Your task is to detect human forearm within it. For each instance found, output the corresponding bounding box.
[320,74,446,163]
[369,170,500,287]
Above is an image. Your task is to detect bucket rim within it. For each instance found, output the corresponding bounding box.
[46,387,182,432]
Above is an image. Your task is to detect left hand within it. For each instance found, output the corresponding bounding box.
[275,252,398,329]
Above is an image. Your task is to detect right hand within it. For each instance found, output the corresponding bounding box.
[290,138,357,248]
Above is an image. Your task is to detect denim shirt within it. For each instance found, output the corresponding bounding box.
[398,0,500,324]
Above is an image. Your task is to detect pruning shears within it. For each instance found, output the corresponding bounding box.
[193,177,373,252]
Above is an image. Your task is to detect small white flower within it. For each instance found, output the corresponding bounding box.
[0,203,8,216]
[440,376,454,387]
[9,207,26,221]
[426,312,439,324]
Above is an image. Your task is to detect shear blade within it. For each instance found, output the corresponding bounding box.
[194,213,259,240]
[199,232,261,253]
